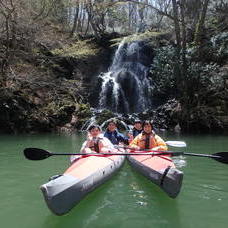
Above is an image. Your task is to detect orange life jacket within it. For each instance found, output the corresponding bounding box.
[130,132,167,151]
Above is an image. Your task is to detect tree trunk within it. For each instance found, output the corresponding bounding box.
[172,0,182,96]
[179,0,188,99]
[172,0,181,55]
[70,3,79,37]
[194,0,210,45]
[80,3,85,33]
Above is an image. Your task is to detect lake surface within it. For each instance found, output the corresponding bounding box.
[0,132,228,228]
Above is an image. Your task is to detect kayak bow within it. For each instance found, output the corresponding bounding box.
[127,151,183,198]
[40,150,125,215]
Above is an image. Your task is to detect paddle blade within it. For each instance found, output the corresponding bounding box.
[24,148,51,160]
[166,141,187,147]
[212,152,228,164]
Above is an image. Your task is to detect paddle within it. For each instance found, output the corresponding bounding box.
[23,148,170,160]
[23,140,185,160]
[165,141,186,147]
[23,148,228,164]
[114,141,187,151]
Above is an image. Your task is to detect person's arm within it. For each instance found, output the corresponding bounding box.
[152,135,168,151]
[127,130,134,143]
[103,131,109,139]
[71,141,88,163]
[80,140,95,154]
[129,135,140,150]
[100,137,114,153]
[117,132,130,145]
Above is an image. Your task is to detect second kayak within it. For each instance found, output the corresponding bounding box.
[127,151,183,198]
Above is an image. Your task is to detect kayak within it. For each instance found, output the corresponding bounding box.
[40,152,125,215]
[127,151,183,198]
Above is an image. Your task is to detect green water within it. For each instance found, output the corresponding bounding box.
[0,133,228,228]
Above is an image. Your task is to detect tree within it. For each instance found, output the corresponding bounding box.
[194,0,210,45]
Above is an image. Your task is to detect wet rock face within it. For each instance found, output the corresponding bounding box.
[0,89,34,133]
[126,97,228,133]
[75,93,228,134]
[0,88,77,134]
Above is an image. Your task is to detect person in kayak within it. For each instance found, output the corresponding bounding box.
[70,125,114,163]
[129,120,167,151]
[129,119,143,138]
[104,119,129,145]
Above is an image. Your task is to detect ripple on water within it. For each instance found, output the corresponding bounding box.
[173,156,187,168]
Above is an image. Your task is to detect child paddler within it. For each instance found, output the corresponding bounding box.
[130,120,167,151]
[70,125,114,163]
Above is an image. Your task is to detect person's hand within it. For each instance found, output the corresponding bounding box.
[84,148,92,154]
[128,134,134,142]
[86,141,94,148]
[87,132,92,140]
[130,146,140,151]
[151,146,161,151]
[135,146,140,150]
[70,155,81,163]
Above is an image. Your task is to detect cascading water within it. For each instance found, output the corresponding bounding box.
[99,38,153,114]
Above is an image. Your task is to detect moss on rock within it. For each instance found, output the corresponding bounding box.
[51,39,101,59]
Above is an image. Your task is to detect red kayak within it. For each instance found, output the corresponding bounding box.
[40,151,125,215]
[127,151,183,198]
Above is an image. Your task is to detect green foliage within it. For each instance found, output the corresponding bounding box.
[186,32,228,64]
[75,103,92,119]
[150,46,177,98]
[95,109,115,125]
[185,62,219,96]
[74,103,93,129]
[211,32,228,62]
[150,45,220,100]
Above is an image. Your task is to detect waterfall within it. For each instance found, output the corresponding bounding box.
[80,115,96,131]
[99,38,152,113]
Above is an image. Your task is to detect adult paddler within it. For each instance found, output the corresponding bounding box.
[130,120,167,151]
[104,119,130,145]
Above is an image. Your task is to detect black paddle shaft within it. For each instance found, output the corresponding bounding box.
[23,148,179,161]
[182,152,228,164]
[23,148,228,164]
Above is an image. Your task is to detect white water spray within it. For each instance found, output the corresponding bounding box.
[99,39,152,113]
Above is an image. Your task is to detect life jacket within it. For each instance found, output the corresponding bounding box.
[130,130,166,150]
[138,131,157,149]
[89,138,102,153]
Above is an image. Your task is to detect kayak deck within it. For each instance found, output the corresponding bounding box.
[127,152,183,198]
[40,153,125,215]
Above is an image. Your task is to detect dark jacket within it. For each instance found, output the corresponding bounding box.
[132,128,142,138]
[104,129,129,145]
